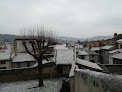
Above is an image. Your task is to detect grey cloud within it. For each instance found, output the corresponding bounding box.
[0,0,122,38]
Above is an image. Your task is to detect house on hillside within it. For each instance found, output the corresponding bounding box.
[78,48,98,63]
[0,45,12,69]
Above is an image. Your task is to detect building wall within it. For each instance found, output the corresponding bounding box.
[15,40,35,53]
[99,64,122,74]
[57,65,71,77]
[109,54,113,64]
[12,61,37,68]
[108,52,119,64]
[62,65,71,76]
[101,50,109,64]
[0,60,11,69]
[73,69,122,92]
[70,77,75,92]
[95,50,101,63]
[118,43,122,49]
[87,41,100,48]
[86,56,89,61]
[89,55,98,63]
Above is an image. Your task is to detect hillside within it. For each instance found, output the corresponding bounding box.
[0,34,113,42]
[0,34,18,42]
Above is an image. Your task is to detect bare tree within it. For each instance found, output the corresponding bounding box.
[20,25,57,87]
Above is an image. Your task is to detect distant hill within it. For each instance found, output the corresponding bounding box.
[87,35,113,41]
[58,36,85,41]
[58,35,113,42]
[0,34,113,42]
[0,34,18,42]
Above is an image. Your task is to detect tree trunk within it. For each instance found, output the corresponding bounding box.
[38,54,44,87]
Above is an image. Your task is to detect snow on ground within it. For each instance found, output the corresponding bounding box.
[0,78,62,92]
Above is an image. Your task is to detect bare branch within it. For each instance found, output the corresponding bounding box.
[23,41,38,60]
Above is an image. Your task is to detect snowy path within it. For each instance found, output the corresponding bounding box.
[0,78,62,92]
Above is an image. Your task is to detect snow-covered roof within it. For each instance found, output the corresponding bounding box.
[117,39,122,44]
[12,53,36,62]
[91,47,101,51]
[69,59,103,77]
[111,53,122,60]
[101,45,113,50]
[33,58,54,67]
[85,49,98,55]
[76,58,103,70]
[75,44,83,48]
[54,44,68,50]
[108,49,122,54]
[78,50,89,55]
[0,48,11,60]
[55,49,75,65]
[78,48,98,55]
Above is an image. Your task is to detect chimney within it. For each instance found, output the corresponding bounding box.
[114,33,117,37]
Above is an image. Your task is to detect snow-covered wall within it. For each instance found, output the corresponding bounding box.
[75,69,122,92]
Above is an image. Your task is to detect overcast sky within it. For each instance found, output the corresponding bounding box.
[0,0,122,38]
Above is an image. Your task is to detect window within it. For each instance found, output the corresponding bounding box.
[95,51,98,53]
[0,67,6,69]
[92,55,94,57]
[16,63,21,68]
[121,45,122,48]
[93,43,96,46]
[79,55,85,59]
[27,62,32,67]
[90,60,95,63]
[0,61,6,64]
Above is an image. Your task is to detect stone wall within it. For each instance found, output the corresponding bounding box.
[0,62,57,83]
[74,69,122,92]
[99,64,122,74]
